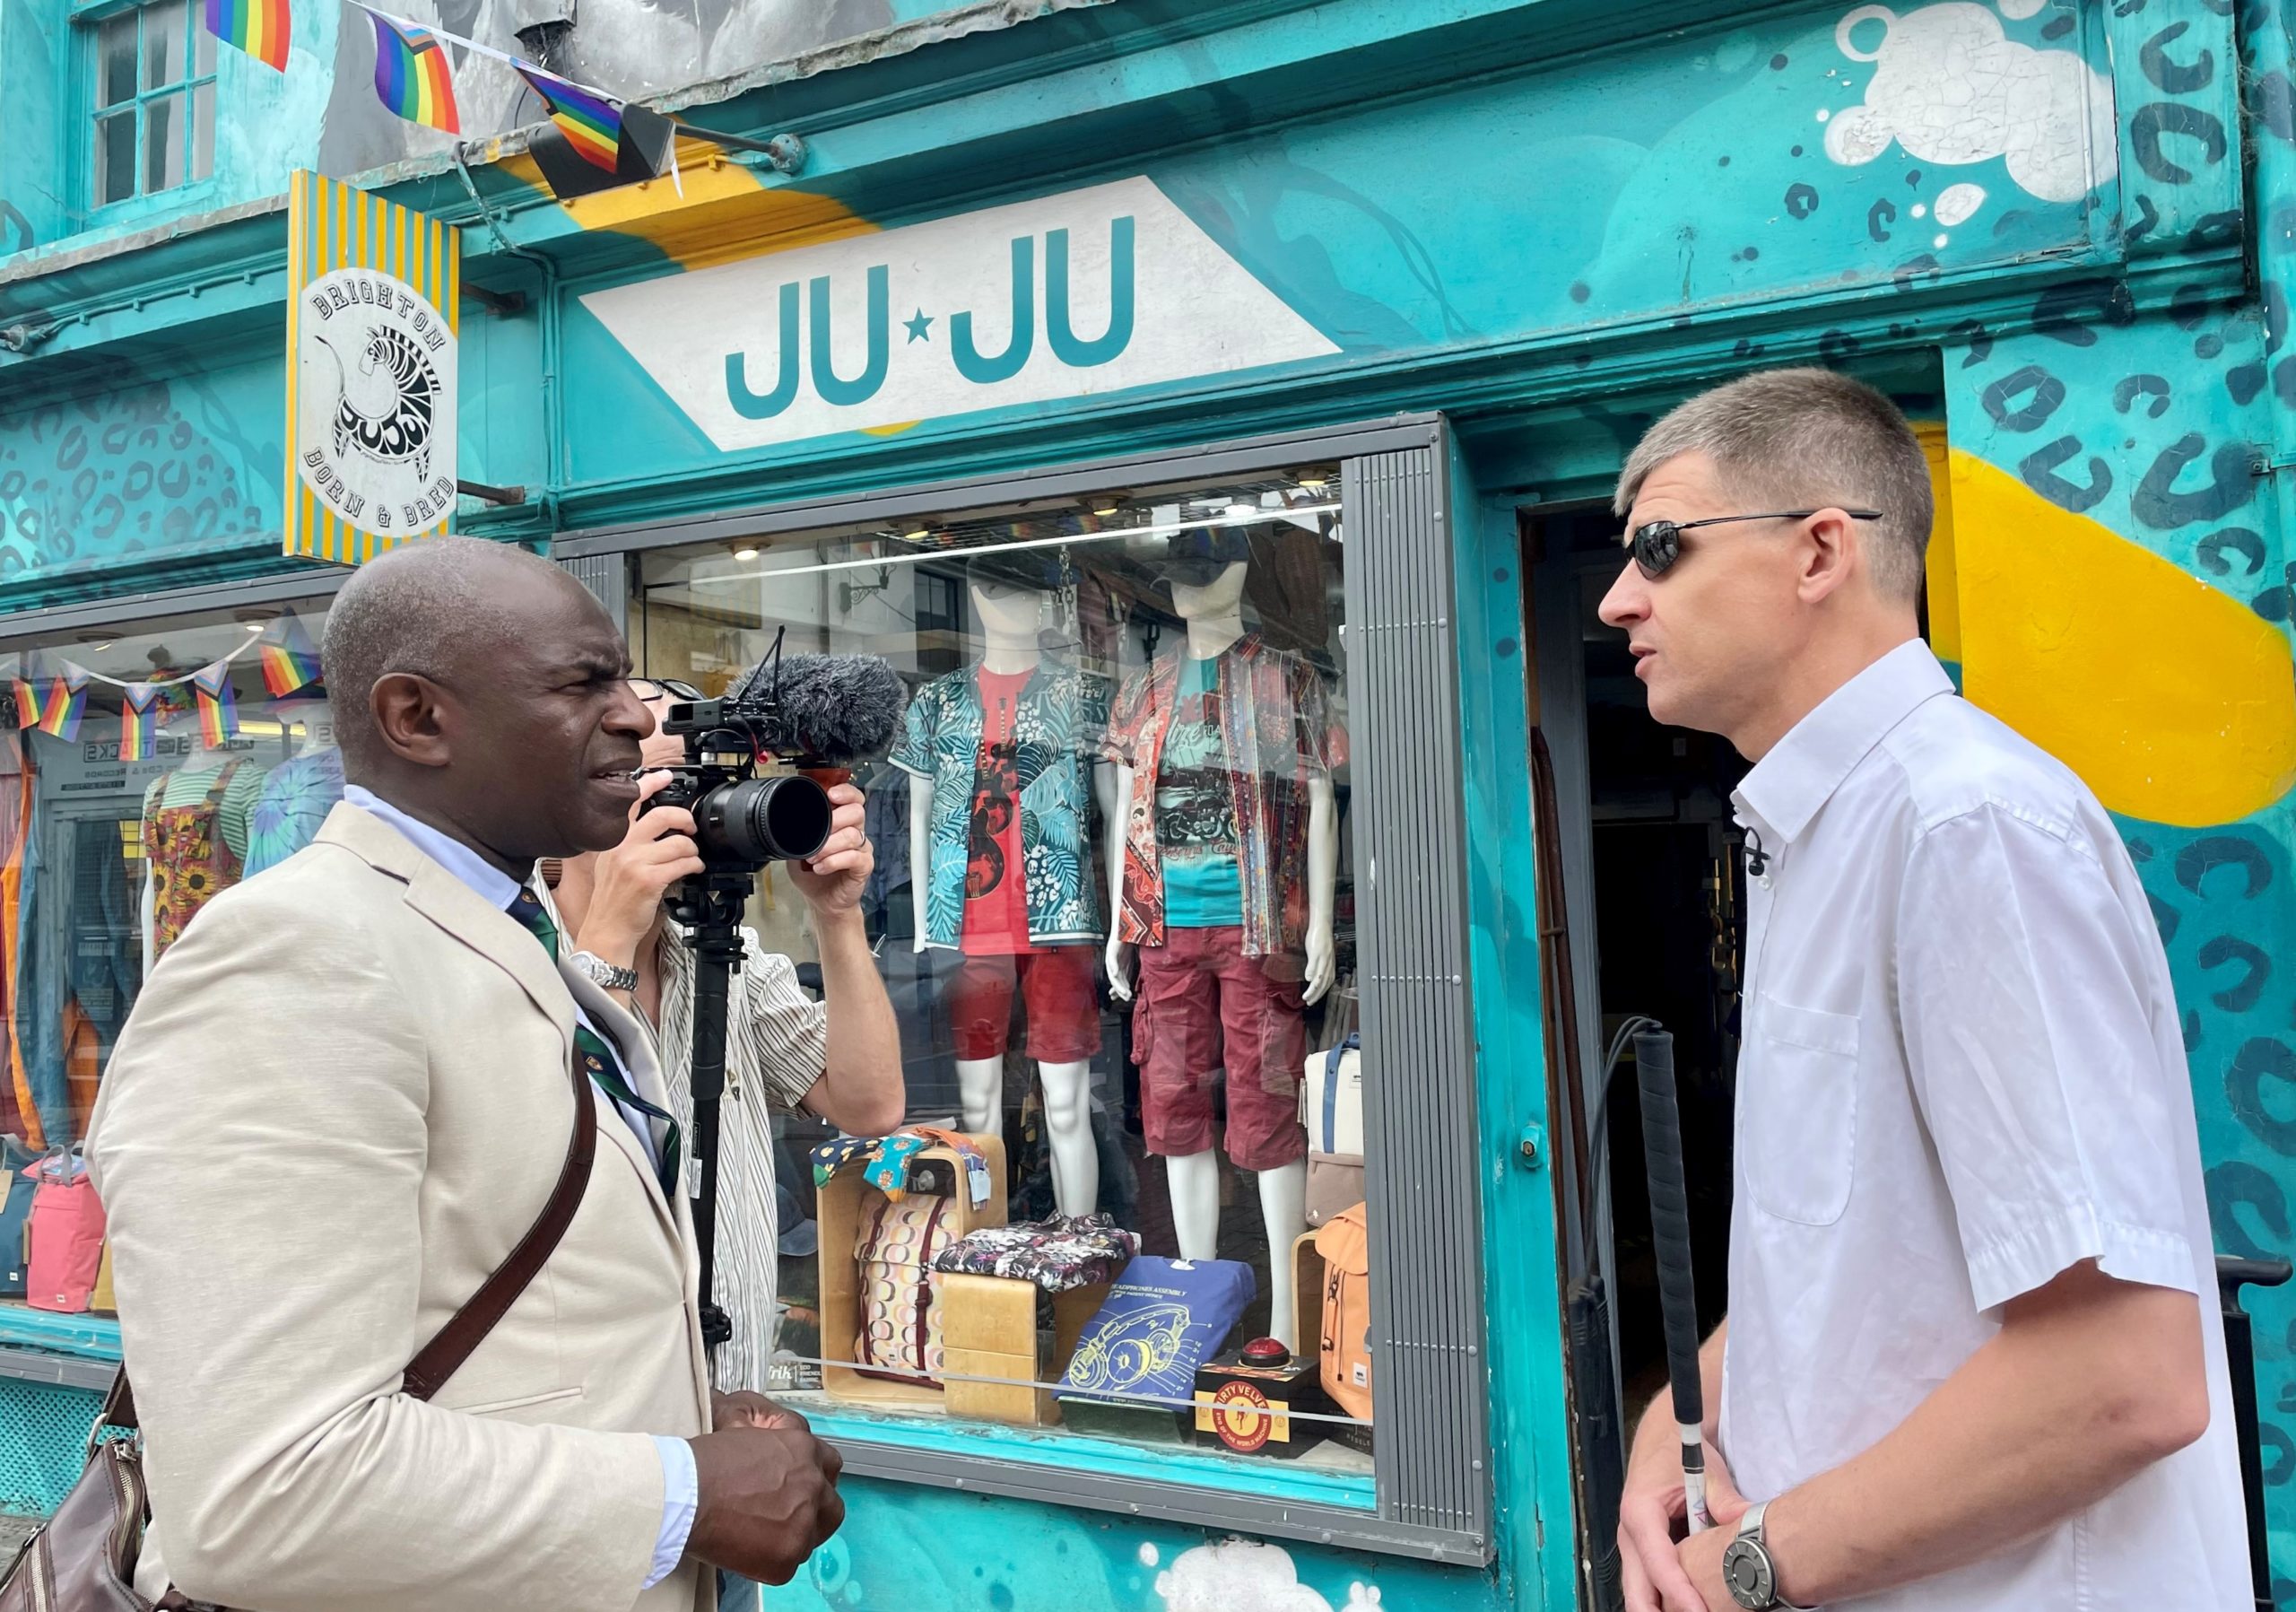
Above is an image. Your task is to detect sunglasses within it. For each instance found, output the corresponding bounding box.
[627,676,705,701]
[1626,509,1884,579]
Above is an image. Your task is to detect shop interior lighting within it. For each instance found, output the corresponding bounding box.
[694,497,1343,588]
[733,545,761,562]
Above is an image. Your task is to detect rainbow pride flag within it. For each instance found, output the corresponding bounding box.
[369,13,459,134]
[260,616,323,698]
[119,684,162,763]
[192,663,240,747]
[516,64,621,171]
[37,669,86,743]
[9,675,43,732]
[204,0,291,72]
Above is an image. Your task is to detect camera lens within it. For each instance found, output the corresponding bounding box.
[696,774,833,865]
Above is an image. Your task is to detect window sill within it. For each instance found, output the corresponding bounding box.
[807,1400,1378,1512]
[0,1306,120,1364]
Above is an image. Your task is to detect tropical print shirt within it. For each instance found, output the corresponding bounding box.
[891,660,1114,950]
[1102,636,1336,957]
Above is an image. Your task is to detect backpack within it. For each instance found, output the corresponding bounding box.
[854,1191,956,1386]
[1300,1035,1364,1227]
[1315,1203,1373,1424]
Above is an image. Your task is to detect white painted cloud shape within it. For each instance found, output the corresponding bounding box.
[1935,181,1988,225]
[1822,3,2117,204]
[1152,1542,1378,1612]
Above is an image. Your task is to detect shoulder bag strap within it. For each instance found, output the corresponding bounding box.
[401,1051,597,1401]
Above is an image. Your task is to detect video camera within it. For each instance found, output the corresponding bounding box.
[640,645,910,874]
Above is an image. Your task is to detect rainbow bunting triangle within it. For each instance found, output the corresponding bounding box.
[119,684,162,763]
[37,667,87,742]
[204,0,291,72]
[368,12,460,135]
[516,63,622,171]
[260,615,324,698]
[9,675,44,732]
[192,662,240,748]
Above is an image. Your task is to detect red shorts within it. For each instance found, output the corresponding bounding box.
[948,945,1101,1063]
[1132,926,1308,1172]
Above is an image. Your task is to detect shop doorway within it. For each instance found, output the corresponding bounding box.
[1528,503,1744,1433]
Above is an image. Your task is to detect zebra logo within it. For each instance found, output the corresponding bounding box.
[294,266,458,539]
[315,325,439,482]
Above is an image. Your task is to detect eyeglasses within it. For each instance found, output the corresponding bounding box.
[626,676,705,701]
[1625,509,1884,579]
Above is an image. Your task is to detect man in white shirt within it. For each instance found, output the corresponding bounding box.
[1601,368,2248,1611]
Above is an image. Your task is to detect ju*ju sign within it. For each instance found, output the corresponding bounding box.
[580,177,1340,452]
[284,170,461,566]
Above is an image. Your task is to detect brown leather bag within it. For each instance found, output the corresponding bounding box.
[0,1054,600,1610]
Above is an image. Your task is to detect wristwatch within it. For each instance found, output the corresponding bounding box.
[1722,1501,1813,1611]
[570,950,639,993]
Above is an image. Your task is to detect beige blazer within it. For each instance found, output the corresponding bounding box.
[87,804,715,1612]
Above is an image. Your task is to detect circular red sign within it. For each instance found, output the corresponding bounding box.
[1210,1381,1275,1453]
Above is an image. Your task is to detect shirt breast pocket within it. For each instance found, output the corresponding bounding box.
[1745,994,1861,1227]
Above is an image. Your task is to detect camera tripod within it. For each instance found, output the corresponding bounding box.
[665,864,761,1353]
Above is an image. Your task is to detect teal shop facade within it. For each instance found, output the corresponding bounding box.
[4,2,2296,1608]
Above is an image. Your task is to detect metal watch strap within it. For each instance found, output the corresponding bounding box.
[571,950,639,992]
[1733,1502,1815,1612]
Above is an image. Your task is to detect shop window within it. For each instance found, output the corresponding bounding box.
[0,596,335,1170]
[606,427,1491,1559]
[83,0,216,212]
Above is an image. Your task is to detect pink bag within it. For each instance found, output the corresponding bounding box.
[23,1152,106,1314]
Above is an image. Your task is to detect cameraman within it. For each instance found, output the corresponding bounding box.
[546,676,904,1368]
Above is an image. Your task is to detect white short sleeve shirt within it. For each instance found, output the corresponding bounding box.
[1718,641,2248,1611]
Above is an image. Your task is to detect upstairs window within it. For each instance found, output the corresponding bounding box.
[89,0,216,210]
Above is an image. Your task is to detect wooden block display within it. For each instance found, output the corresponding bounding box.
[817,1134,1007,1408]
[939,1274,1109,1427]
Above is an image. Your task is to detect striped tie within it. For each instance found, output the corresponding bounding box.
[508,889,684,1204]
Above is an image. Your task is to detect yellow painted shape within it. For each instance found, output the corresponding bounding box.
[1913,421,1960,665]
[861,421,923,438]
[1947,448,2296,825]
[532,138,878,270]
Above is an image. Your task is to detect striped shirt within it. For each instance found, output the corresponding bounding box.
[655,930,825,1396]
[532,884,826,1395]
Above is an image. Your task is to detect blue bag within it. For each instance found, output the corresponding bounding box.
[0,1138,41,1298]
[1057,1254,1254,1410]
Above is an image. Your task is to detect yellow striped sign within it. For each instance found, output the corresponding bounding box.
[284,170,460,566]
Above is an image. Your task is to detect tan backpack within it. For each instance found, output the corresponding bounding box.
[1315,1203,1372,1423]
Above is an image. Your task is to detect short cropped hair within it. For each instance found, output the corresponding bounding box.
[1613,367,1934,602]
[321,537,567,768]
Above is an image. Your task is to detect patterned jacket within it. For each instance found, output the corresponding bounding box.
[891,659,1114,950]
[1102,635,1336,957]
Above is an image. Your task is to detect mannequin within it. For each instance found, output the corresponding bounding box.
[1105,556,1338,1350]
[140,738,266,975]
[900,574,1118,1220]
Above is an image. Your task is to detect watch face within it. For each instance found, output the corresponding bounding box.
[1722,1539,1776,1610]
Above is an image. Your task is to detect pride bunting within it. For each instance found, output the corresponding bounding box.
[516,63,622,170]
[192,663,241,747]
[368,12,459,134]
[260,616,324,698]
[37,669,87,743]
[118,684,162,763]
[204,0,291,72]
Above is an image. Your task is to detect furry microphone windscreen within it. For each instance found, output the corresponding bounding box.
[726,653,910,767]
